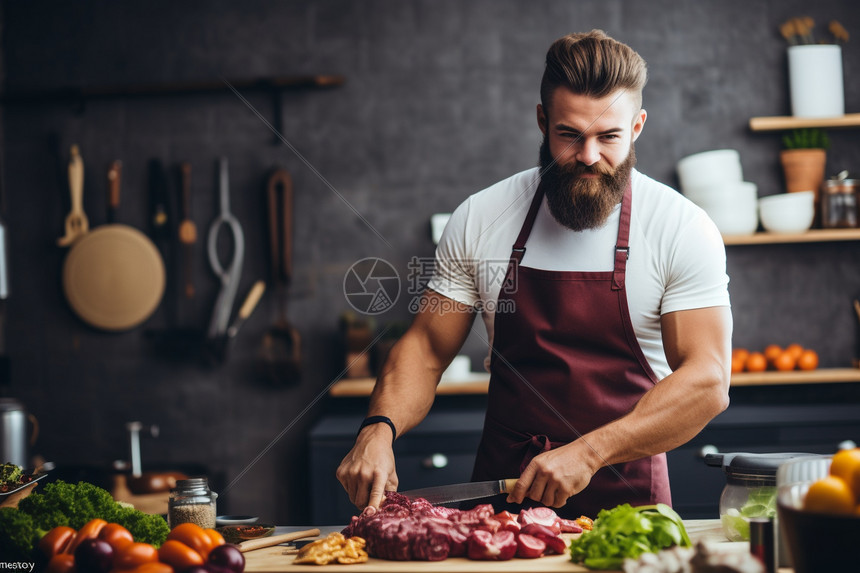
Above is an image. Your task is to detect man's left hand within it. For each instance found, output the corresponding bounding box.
[505,442,597,507]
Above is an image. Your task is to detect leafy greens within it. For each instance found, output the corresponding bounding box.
[568,503,692,570]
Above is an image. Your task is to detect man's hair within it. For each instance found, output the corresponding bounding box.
[540,30,647,113]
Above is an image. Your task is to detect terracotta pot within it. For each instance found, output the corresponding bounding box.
[780,149,826,194]
[780,148,827,226]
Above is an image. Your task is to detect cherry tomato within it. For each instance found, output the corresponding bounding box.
[45,554,75,573]
[98,522,134,552]
[167,523,216,559]
[39,526,76,558]
[204,528,225,549]
[113,542,159,570]
[121,563,174,573]
[158,539,205,570]
[65,518,108,555]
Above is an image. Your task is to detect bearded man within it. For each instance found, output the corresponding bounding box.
[337,30,732,519]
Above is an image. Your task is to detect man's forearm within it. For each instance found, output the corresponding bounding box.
[363,333,445,441]
[572,361,730,472]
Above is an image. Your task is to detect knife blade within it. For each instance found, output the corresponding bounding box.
[399,478,518,505]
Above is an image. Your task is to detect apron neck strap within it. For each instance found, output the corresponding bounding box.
[612,180,633,291]
[509,176,634,286]
[510,183,545,266]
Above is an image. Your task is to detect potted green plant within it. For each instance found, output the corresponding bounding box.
[780,128,829,194]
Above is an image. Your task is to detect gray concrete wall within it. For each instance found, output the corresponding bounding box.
[2,0,860,523]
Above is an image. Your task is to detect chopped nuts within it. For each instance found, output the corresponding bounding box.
[293,532,369,565]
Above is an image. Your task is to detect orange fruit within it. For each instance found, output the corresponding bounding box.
[745,352,767,372]
[773,350,797,371]
[803,476,855,514]
[763,344,783,367]
[732,348,749,361]
[797,349,818,371]
[785,343,804,360]
[830,449,860,495]
[731,349,749,373]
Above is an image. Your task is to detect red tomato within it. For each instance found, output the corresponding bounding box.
[113,542,159,570]
[39,526,76,558]
[167,523,215,559]
[204,528,225,549]
[65,518,108,555]
[98,522,135,552]
[45,554,75,573]
[158,539,204,570]
[122,563,174,573]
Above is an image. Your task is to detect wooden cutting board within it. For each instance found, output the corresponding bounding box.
[242,521,736,573]
[244,538,589,572]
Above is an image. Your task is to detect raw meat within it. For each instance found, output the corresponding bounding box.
[467,530,518,561]
[516,533,547,559]
[518,507,562,534]
[343,492,569,562]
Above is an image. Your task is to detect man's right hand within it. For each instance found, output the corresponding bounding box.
[336,422,398,510]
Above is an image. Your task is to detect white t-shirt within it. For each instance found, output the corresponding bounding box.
[427,167,730,380]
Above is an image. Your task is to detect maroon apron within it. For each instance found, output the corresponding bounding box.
[470,180,671,519]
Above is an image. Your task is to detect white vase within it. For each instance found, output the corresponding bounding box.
[788,45,845,118]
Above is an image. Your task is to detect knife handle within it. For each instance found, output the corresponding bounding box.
[238,528,321,553]
[502,478,518,493]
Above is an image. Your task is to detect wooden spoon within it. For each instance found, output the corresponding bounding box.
[238,528,321,553]
[178,162,197,298]
[57,145,89,246]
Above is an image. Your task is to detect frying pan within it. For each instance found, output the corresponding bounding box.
[62,161,165,331]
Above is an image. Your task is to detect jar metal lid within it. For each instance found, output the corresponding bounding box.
[175,477,209,489]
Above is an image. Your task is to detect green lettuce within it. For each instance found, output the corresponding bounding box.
[568,503,692,570]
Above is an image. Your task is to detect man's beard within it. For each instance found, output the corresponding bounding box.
[539,137,636,231]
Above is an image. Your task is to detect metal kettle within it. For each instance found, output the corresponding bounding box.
[0,397,38,467]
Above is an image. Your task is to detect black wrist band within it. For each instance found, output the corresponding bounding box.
[357,415,397,445]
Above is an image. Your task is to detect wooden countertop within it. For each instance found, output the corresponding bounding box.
[244,520,789,572]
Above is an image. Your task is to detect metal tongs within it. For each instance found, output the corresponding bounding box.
[207,157,245,339]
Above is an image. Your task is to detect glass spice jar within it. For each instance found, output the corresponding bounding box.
[168,477,217,529]
[821,178,859,229]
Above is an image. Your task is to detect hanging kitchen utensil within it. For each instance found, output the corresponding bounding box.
[205,279,266,364]
[57,145,89,246]
[206,157,244,340]
[178,162,196,299]
[148,159,178,327]
[62,161,165,331]
[260,168,301,383]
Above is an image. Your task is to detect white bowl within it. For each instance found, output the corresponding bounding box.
[703,202,759,235]
[684,181,757,210]
[758,191,815,234]
[677,149,743,193]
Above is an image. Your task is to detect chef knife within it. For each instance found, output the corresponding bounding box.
[399,479,518,505]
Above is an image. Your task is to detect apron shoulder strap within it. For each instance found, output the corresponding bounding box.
[612,181,633,291]
[510,184,545,266]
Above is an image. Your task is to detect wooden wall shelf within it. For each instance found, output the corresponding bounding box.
[749,113,860,131]
[731,368,860,386]
[329,368,860,396]
[723,228,860,245]
[1,74,346,145]
[0,75,345,105]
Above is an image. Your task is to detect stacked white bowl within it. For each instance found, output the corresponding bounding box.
[676,149,759,236]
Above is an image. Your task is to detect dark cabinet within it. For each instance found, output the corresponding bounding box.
[309,403,860,524]
[667,403,860,519]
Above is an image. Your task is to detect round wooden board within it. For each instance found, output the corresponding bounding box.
[62,225,165,331]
